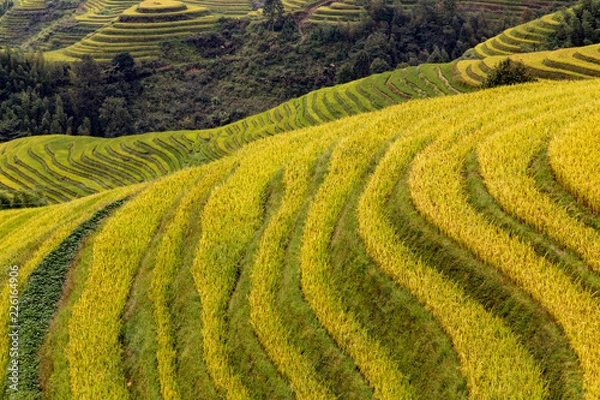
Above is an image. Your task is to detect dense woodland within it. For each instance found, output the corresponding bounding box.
[547,0,600,47]
[0,51,139,141]
[0,0,567,141]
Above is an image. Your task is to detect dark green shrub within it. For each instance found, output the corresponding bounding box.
[0,190,48,209]
[4,199,125,398]
[483,58,537,88]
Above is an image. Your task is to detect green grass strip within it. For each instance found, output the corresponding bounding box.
[273,149,374,399]
[531,149,600,231]
[66,168,202,399]
[191,133,308,399]
[477,103,600,273]
[409,81,600,398]
[300,115,416,399]
[39,222,98,400]
[463,154,586,398]
[225,171,295,399]
[150,159,234,400]
[331,143,467,399]
[359,131,556,399]
[249,126,342,400]
[5,199,125,399]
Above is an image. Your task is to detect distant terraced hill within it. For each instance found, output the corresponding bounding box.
[466,10,564,58]
[0,62,468,202]
[2,76,600,400]
[450,5,600,84]
[1,0,256,54]
[45,0,216,61]
[6,33,600,199]
[0,0,53,47]
[455,43,600,84]
[456,0,570,21]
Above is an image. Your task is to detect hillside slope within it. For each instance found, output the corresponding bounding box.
[467,10,564,58]
[0,62,469,203]
[2,78,600,399]
[455,43,600,84]
[453,4,600,84]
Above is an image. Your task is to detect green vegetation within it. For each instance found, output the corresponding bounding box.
[5,199,124,399]
[482,58,536,87]
[2,0,538,142]
[548,0,600,48]
[0,190,48,209]
[0,61,470,202]
[5,2,600,398]
[3,77,600,399]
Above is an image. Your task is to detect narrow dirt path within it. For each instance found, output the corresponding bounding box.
[294,0,336,43]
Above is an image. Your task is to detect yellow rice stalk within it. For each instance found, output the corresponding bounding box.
[249,123,346,400]
[66,169,201,399]
[478,101,600,272]
[358,132,547,399]
[191,132,311,399]
[409,80,600,399]
[548,114,600,214]
[299,115,419,400]
[0,185,139,382]
[150,158,235,400]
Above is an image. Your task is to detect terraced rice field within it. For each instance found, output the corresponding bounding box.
[0,3,50,47]
[186,0,251,17]
[307,0,363,24]
[0,62,468,202]
[15,0,251,53]
[450,6,600,86]
[44,0,216,61]
[454,42,600,85]
[392,0,571,23]
[34,0,365,54]
[470,11,564,58]
[2,75,600,399]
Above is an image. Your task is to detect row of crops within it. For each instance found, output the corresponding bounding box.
[0,62,468,203]
[43,0,217,61]
[470,12,563,57]
[454,7,600,84]
[455,42,600,84]
[2,77,600,398]
[0,2,48,47]
[306,0,363,24]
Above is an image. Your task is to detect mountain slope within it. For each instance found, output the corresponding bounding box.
[0,62,469,203]
[2,77,600,399]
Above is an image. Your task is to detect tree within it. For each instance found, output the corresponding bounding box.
[370,57,390,73]
[70,55,103,112]
[111,52,136,81]
[335,63,355,84]
[483,58,536,88]
[41,110,51,134]
[353,51,371,78]
[427,45,445,63]
[108,52,139,101]
[53,94,67,133]
[99,97,133,137]
[0,192,11,209]
[264,0,283,29]
[70,55,104,135]
[77,117,91,136]
[440,0,456,24]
